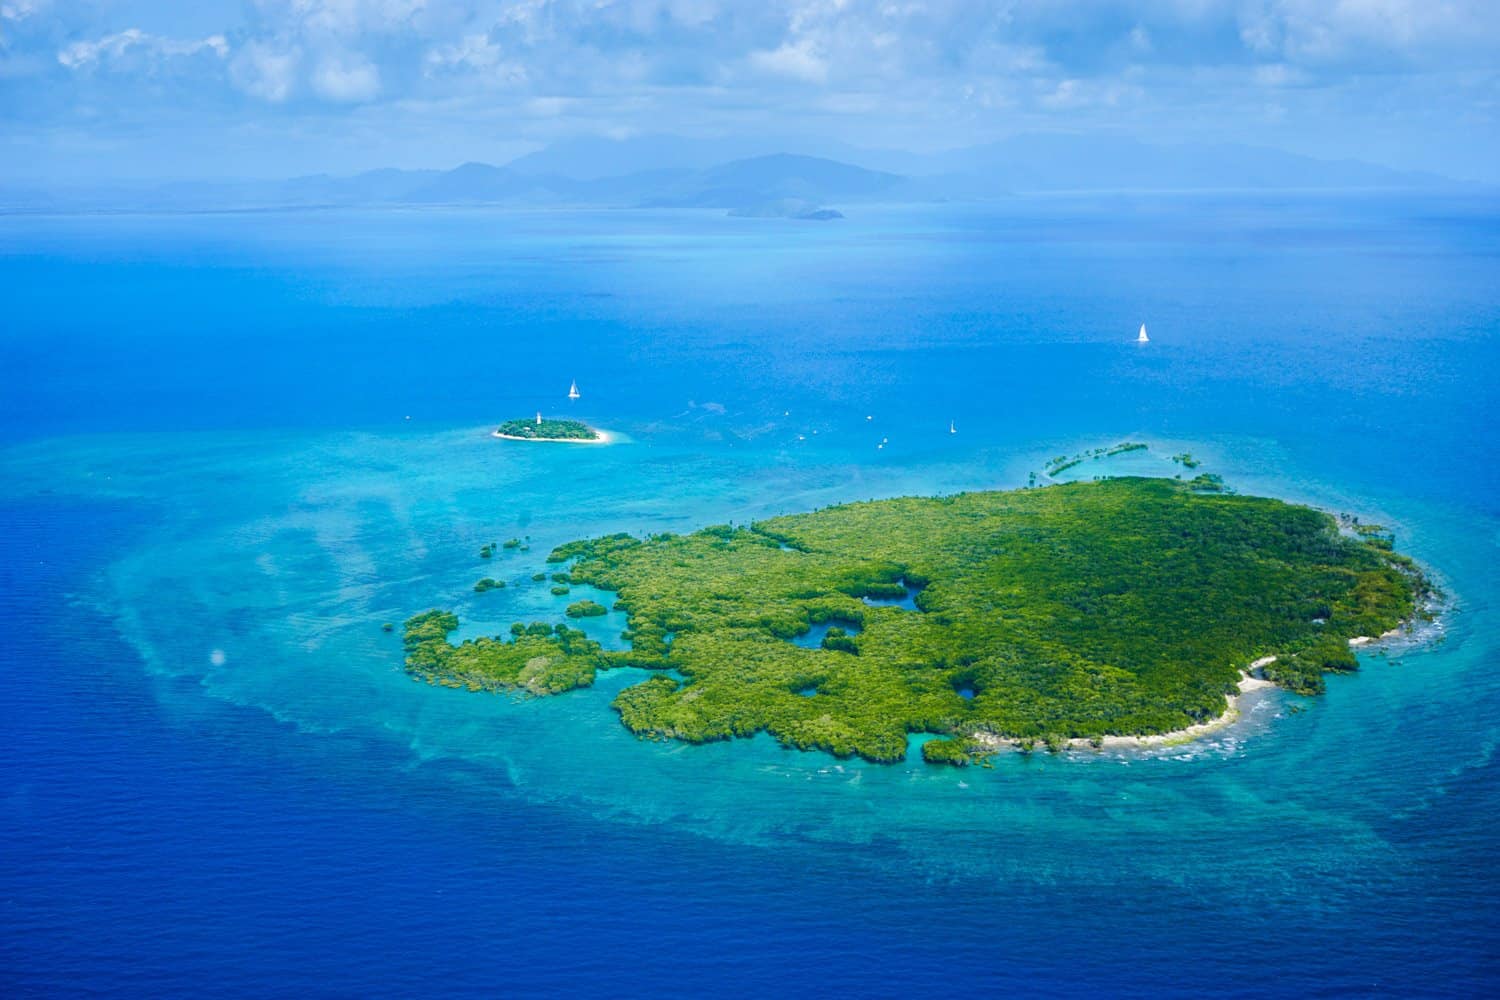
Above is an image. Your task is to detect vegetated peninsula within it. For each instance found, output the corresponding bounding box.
[403,476,1430,764]
[493,416,604,442]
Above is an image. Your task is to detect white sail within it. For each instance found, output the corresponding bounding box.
[950,420,956,434]
[1137,323,1149,343]
[568,380,580,400]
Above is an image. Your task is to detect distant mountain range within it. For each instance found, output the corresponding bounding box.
[0,134,1473,216]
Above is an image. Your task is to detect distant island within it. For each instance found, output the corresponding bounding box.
[493,416,606,443]
[726,198,845,220]
[402,477,1430,764]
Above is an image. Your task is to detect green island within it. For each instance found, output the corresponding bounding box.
[493,417,602,442]
[403,476,1430,765]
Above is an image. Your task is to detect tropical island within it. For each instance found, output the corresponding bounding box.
[493,416,605,442]
[403,476,1430,764]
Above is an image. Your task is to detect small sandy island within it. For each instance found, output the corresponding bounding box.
[492,428,614,444]
[491,416,613,444]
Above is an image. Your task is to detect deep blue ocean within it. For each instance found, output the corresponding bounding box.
[2,195,1498,996]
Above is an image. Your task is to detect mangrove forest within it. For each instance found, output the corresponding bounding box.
[402,477,1428,764]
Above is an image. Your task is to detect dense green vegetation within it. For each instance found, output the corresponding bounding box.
[566,599,608,618]
[403,477,1428,764]
[404,612,602,694]
[495,417,600,441]
[473,577,504,592]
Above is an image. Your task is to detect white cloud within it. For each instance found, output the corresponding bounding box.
[1,0,47,22]
[425,33,497,71]
[311,53,380,101]
[231,41,301,101]
[57,28,228,70]
[8,0,1500,182]
[1237,0,1500,65]
[249,0,431,39]
[748,39,828,83]
[424,32,526,84]
[1038,75,1139,110]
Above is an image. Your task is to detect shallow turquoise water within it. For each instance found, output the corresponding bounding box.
[2,196,1497,994]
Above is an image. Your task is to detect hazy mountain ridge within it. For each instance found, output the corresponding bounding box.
[0,135,1472,215]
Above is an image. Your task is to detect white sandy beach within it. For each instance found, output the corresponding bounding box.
[966,671,1270,754]
[967,625,1411,755]
[965,664,1284,754]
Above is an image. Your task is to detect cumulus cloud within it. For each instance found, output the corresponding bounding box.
[27,1,1500,112]
[2,0,1498,181]
[1237,0,1500,65]
[424,31,525,85]
[311,53,380,101]
[748,39,827,83]
[230,41,300,102]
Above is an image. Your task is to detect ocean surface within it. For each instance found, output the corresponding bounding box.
[2,195,1497,996]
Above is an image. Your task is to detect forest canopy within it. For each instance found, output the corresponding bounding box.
[403,477,1427,764]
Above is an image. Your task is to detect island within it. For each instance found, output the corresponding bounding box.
[402,476,1430,764]
[493,416,605,442]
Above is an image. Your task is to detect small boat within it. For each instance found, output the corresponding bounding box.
[949,420,956,434]
[568,380,581,400]
[1137,323,1149,344]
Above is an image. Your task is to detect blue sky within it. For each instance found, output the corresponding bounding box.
[1,0,1497,182]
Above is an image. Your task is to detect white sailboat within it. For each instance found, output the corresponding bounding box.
[568,379,581,400]
[949,420,957,434]
[1137,323,1149,344]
